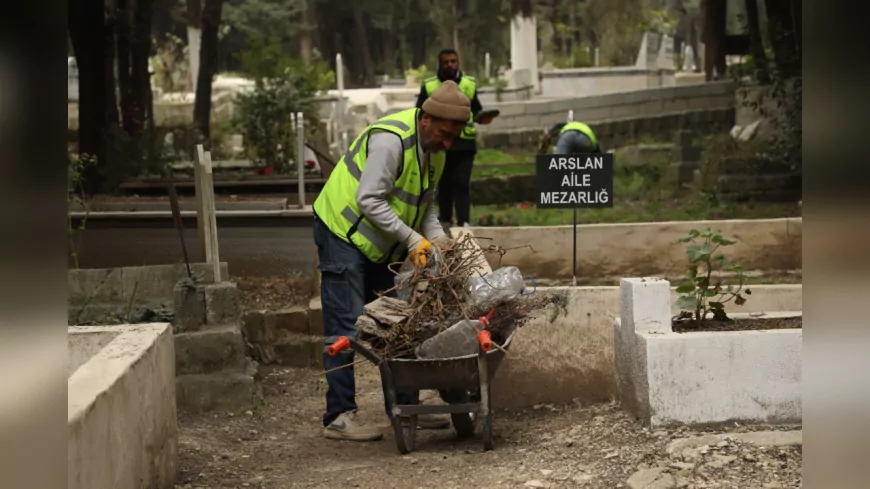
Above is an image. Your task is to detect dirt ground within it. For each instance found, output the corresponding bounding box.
[176,365,802,489]
[236,276,313,312]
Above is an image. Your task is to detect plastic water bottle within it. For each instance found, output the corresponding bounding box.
[415,311,494,359]
[466,266,525,306]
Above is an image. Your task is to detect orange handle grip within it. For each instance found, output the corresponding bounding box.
[327,336,351,356]
[477,330,493,352]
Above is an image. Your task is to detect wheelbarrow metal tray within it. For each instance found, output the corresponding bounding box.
[384,330,515,391]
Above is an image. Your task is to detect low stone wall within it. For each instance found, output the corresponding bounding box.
[540,67,677,98]
[613,278,802,426]
[489,283,802,410]
[479,107,734,152]
[478,85,534,104]
[69,263,229,324]
[465,218,802,281]
[241,303,323,368]
[480,80,736,134]
[68,323,177,489]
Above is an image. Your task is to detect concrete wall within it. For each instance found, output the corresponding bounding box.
[613,278,802,427]
[69,262,229,324]
[466,218,802,281]
[478,107,734,152]
[540,67,677,98]
[68,323,177,489]
[478,85,534,105]
[490,283,802,410]
[479,80,736,133]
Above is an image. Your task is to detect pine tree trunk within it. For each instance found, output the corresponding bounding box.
[744,0,771,83]
[352,5,375,86]
[69,0,111,193]
[193,0,223,143]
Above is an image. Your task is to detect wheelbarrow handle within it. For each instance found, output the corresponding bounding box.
[326,336,383,365]
[477,329,493,352]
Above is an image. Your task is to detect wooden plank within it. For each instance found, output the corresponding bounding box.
[195,145,213,266]
[194,145,207,261]
[203,151,222,283]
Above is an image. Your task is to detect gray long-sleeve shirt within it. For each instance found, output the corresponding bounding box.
[355,129,446,248]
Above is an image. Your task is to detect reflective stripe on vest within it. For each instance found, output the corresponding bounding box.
[313,108,446,263]
[423,75,478,140]
[559,121,599,148]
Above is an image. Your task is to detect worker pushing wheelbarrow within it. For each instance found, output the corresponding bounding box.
[327,308,517,454]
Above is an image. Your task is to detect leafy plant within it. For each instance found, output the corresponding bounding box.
[233,35,334,171]
[68,153,96,269]
[674,228,751,324]
[404,64,431,81]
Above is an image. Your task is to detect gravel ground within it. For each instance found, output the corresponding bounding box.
[176,365,801,489]
[236,276,313,312]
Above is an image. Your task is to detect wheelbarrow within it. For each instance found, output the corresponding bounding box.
[326,326,516,454]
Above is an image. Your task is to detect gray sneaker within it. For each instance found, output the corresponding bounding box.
[323,412,384,441]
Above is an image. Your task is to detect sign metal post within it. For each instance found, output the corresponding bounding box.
[535,153,614,286]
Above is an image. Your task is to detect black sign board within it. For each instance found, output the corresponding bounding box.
[535,153,614,209]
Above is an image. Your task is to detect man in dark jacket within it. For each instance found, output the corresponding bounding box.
[416,49,484,229]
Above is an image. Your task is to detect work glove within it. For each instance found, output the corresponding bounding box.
[430,234,454,251]
[406,232,433,270]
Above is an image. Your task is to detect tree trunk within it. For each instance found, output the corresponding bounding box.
[352,5,375,86]
[764,0,800,78]
[187,0,202,91]
[744,0,770,83]
[69,0,111,194]
[452,1,461,60]
[115,0,134,134]
[299,0,312,62]
[129,0,155,160]
[701,0,727,81]
[193,0,223,143]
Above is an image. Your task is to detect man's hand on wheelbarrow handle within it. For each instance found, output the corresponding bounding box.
[327,336,351,356]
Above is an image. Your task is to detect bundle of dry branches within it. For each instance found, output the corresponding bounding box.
[356,233,569,359]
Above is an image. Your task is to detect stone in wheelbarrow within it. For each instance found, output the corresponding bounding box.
[415,319,483,359]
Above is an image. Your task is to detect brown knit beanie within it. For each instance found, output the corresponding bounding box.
[421,80,471,123]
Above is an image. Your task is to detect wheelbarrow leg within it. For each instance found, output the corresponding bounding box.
[381,363,413,454]
[477,347,494,451]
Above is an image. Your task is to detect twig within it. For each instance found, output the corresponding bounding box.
[315,359,368,377]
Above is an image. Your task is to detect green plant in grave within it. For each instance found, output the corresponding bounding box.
[674,228,751,324]
[68,153,96,269]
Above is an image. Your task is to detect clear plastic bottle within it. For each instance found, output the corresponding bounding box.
[415,317,488,359]
[465,266,525,306]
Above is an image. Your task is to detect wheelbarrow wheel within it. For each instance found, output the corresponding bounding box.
[451,412,476,438]
[391,415,416,454]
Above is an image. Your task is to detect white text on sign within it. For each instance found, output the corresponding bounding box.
[540,190,609,205]
[548,156,604,171]
[562,173,591,187]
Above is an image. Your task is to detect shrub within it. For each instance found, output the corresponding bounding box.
[674,228,751,324]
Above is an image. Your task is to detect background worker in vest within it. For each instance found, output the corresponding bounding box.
[539,121,602,155]
[312,81,471,442]
[416,48,484,230]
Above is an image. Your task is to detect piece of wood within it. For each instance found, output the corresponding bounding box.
[203,151,222,283]
[453,230,493,276]
[195,145,214,268]
[194,145,207,261]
